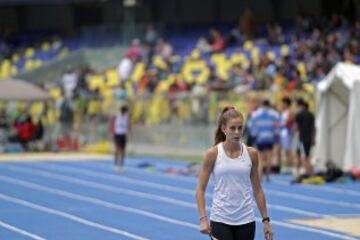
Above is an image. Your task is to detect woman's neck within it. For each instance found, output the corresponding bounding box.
[223,140,241,152]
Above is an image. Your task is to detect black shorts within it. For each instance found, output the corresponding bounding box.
[257,143,274,151]
[114,134,127,148]
[297,140,311,158]
[210,221,255,240]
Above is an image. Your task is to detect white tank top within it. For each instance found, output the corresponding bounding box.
[210,142,255,225]
[114,113,129,135]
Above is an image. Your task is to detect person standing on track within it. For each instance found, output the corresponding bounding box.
[111,105,131,172]
[294,99,315,178]
[196,106,273,240]
[252,100,280,181]
[279,97,295,174]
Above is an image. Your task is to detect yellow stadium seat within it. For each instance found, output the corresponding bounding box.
[266,51,276,61]
[25,48,35,59]
[125,82,134,99]
[152,55,167,70]
[12,53,20,63]
[10,65,18,76]
[33,59,43,68]
[297,62,306,77]
[87,100,101,115]
[49,87,62,99]
[41,42,50,52]
[105,68,119,87]
[303,83,315,94]
[280,44,289,56]
[24,60,36,71]
[191,49,200,59]
[251,47,259,58]
[155,81,170,93]
[243,40,253,50]
[230,53,246,64]
[88,75,105,91]
[131,62,145,82]
[1,60,11,78]
[182,60,210,84]
[211,53,225,64]
[30,102,44,116]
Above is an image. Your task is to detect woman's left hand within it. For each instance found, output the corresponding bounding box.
[264,222,273,240]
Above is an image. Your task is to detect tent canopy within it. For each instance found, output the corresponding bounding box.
[0,79,51,101]
[314,62,360,171]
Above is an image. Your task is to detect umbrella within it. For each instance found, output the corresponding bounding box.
[0,79,51,101]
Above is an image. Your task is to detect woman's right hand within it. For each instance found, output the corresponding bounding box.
[199,218,211,235]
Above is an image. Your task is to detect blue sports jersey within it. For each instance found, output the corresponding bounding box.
[252,107,280,145]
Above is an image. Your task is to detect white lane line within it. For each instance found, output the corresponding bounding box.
[22,163,196,195]
[0,175,198,230]
[74,161,360,198]
[266,190,360,210]
[0,220,46,240]
[1,168,356,239]
[3,165,194,208]
[2,164,329,219]
[0,193,149,240]
[29,163,360,211]
[272,179,360,197]
[73,161,198,183]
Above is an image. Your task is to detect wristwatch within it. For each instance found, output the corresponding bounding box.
[262,217,270,223]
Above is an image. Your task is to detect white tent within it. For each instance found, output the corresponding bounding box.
[0,79,51,101]
[314,62,360,171]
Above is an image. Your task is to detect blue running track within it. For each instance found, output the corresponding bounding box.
[0,157,359,240]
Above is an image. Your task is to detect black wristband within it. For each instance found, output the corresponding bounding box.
[262,217,270,223]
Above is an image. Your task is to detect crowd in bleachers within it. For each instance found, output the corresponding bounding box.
[0,30,74,79]
[0,14,359,153]
[0,107,44,152]
[68,13,360,105]
[46,13,358,126]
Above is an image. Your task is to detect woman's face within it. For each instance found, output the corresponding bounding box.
[222,117,244,143]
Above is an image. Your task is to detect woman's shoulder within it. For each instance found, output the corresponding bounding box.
[204,145,218,161]
[246,145,259,162]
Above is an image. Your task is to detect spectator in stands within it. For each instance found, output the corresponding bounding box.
[252,100,280,181]
[279,97,295,174]
[140,41,153,67]
[168,77,188,96]
[209,29,225,53]
[294,99,315,178]
[155,38,174,62]
[14,110,35,151]
[117,53,134,82]
[61,67,78,100]
[266,22,284,45]
[126,38,141,61]
[0,108,9,146]
[59,99,74,136]
[196,37,212,54]
[144,24,158,47]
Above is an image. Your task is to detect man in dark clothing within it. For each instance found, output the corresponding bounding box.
[295,99,315,177]
[0,109,9,145]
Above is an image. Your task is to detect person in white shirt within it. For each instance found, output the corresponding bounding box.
[117,55,134,82]
[111,106,131,172]
[196,106,272,240]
